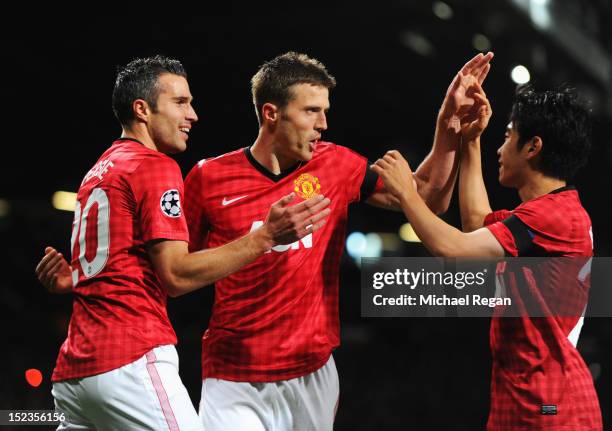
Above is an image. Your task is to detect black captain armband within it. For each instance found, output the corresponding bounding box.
[502,215,536,256]
[360,161,379,202]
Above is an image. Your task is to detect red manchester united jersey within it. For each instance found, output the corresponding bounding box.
[484,187,601,430]
[52,139,189,381]
[184,142,381,381]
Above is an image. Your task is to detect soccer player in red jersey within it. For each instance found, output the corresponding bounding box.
[35,56,330,431]
[185,51,493,430]
[372,84,601,430]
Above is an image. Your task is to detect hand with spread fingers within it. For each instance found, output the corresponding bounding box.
[370,150,416,204]
[439,52,493,133]
[35,246,73,294]
[261,193,331,247]
[460,82,492,142]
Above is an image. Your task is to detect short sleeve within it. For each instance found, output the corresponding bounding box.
[485,209,539,257]
[360,167,385,202]
[334,145,374,203]
[184,160,210,252]
[129,155,189,243]
[483,209,513,226]
[485,210,519,256]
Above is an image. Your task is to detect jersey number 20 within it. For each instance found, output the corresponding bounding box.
[70,188,110,286]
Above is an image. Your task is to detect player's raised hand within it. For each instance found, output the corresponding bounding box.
[35,247,73,294]
[262,193,331,245]
[460,83,492,142]
[370,150,416,203]
[439,52,494,132]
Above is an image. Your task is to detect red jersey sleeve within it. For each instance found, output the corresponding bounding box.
[334,145,380,203]
[484,210,520,256]
[184,159,210,252]
[484,196,583,257]
[373,176,385,194]
[129,155,189,243]
[510,197,587,255]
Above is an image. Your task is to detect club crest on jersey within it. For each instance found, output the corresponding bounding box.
[160,189,181,218]
[294,173,321,199]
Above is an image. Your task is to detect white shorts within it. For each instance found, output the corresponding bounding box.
[199,355,339,431]
[52,345,203,431]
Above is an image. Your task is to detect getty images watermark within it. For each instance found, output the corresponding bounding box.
[361,257,612,318]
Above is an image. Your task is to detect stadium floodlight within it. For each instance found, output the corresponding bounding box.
[511,65,531,84]
[52,191,77,212]
[0,198,10,217]
[346,231,367,259]
[432,1,453,20]
[472,34,491,52]
[399,223,421,243]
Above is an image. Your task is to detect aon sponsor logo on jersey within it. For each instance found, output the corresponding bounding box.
[249,221,312,253]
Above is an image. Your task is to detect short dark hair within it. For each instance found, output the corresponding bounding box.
[251,52,336,126]
[112,55,187,126]
[510,85,592,181]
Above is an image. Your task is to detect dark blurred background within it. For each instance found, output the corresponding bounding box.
[2,3,611,430]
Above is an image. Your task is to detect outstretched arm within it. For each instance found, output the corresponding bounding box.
[459,84,493,231]
[415,52,493,213]
[371,151,504,258]
[149,193,330,297]
[36,193,331,298]
[367,52,494,214]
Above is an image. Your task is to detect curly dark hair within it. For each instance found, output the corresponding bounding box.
[510,85,592,181]
[112,55,187,126]
[251,52,336,126]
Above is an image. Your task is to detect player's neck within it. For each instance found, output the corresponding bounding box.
[518,173,566,202]
[251,131,300,174]
[120,127,158,152]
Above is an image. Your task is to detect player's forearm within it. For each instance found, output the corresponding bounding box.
[398,190,476,257]
[365,190,403,212]
[459,138,492,231]
[152,231,273,297]
[413,119,461,214]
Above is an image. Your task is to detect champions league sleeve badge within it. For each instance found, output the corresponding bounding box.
[160,189,181,218]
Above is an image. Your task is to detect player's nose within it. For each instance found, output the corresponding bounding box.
[315,112,327,132]
[187,104,198,123]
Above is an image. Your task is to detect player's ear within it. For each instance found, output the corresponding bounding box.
[524,136,543,160]
[132,99,151,123]
[262,102,279,125]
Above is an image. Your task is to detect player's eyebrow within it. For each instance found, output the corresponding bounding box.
[305,105,330,112]
[173,96,192,103]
